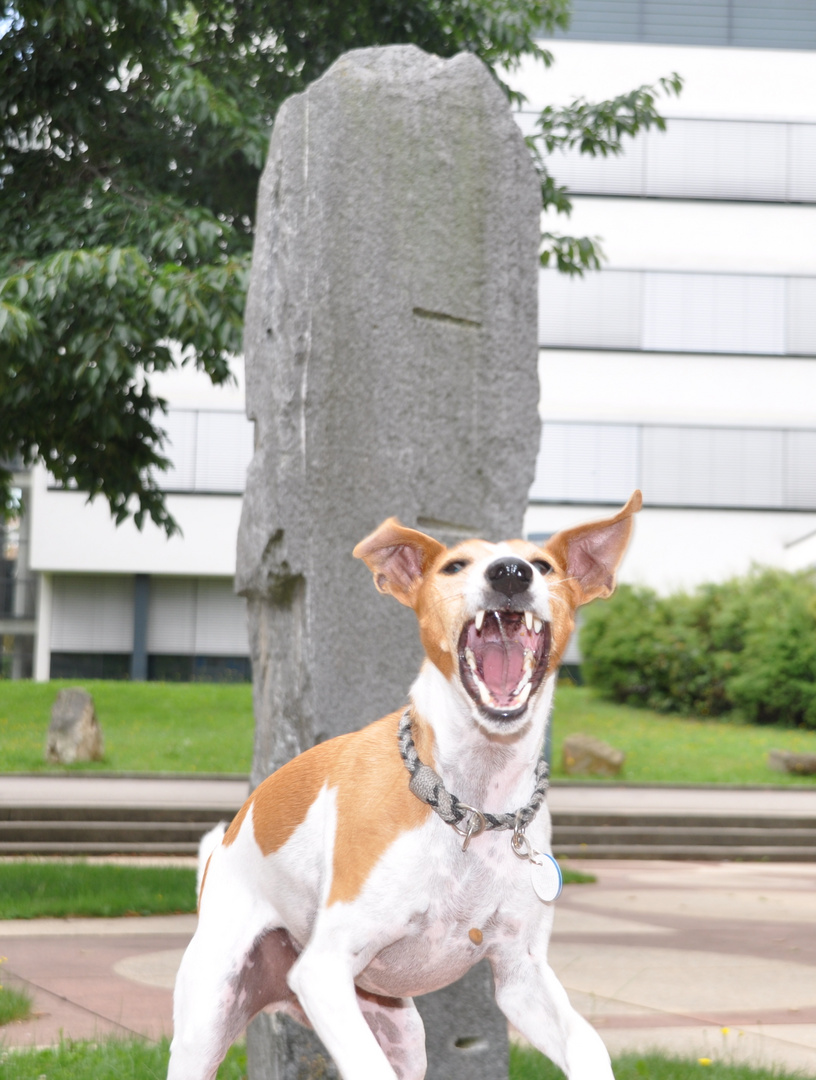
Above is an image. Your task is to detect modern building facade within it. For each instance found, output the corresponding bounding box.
[15,361,254,681]
[520,1,816,593]
[3,0,815,680]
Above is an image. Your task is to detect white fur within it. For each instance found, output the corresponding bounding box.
[196,822,227,897]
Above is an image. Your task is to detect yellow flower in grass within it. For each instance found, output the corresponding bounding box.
[698,1058,712,1066]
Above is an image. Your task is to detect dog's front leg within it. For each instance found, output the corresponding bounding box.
[288,946,401,1080]
[491,944,614,1080]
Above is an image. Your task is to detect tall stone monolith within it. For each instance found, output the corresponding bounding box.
[237,44,541,1080]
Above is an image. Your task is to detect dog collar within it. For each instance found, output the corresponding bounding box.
[397,708,550,850]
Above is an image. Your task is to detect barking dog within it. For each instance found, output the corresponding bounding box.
[169,492,642,1080]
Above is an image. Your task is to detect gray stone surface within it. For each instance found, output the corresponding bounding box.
[420,961,510,1080]
[562,733,625,778]
[247,1013,338,1080]
[768,749,816,776]
[237,43,540,1080]
[45,688,104,765]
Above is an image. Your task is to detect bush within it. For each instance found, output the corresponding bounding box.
[579,568,816,727]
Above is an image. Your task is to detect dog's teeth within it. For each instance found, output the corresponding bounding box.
[465,647,478,673]
[477,679,493,706]
[533,617,543,634]
[524,611,534,631]
[517,682,532,705]
[475,610,485,632]
[512,671,530,696]
[511,650,537,697]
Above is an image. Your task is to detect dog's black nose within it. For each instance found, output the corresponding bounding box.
[486,558,532,597]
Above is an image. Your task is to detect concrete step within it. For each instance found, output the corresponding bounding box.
[2,800,815,860]
[553,810,816,830]
[553,823,816,846]
[0,805,231,824]
[553,843,816,861]
[0,840,203,856]
[0,820,221,846]
[551,810,816,860]
[0,804,231,856]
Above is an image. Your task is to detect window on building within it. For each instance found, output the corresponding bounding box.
[544,0,816,50]
[531,421,816,510]
[539,269,816,357]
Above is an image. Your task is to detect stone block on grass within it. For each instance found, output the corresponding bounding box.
[562,733,625,777]
[768,749,816,776]
[45,688,104,765]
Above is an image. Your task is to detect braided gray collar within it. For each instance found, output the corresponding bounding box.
[397,708,550,849]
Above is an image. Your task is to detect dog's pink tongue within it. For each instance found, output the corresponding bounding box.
[481,641,525,701]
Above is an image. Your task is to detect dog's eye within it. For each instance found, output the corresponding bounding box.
[532,559,553,575]
[441,559,469,575]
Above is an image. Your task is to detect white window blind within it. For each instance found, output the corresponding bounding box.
[51,576,134,652]
[539,268,812,356]
[160,411,197,491]
[518,114,816,204]
[645,120,788,201]
[538,270,641,350]
[157,409,253,493]
[641,273,786,355]
[531,422,816,511]
[785,431,816,510]
[642,427,785,507]
[530,422,640,503]
[147,578,249,656]
[146,578,197,654]
[787,278,816,355]
[789,125,816,202]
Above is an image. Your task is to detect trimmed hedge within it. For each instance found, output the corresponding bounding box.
[579,568,816,728]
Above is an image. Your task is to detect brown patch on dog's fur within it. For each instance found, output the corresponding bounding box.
[223,800,253,848]
[328,711,434,905]
[221,711,435,906]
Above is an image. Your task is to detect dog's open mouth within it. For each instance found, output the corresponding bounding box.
[458,611,551,720]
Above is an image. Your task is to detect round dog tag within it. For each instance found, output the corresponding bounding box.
[530,853,563,903]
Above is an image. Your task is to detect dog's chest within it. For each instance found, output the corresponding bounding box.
[354,831,538,998]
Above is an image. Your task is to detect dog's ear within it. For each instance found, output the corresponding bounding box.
[353,518,445,608]
[545,490,642,605]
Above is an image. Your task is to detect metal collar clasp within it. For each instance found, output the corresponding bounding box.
[453,805,487,851]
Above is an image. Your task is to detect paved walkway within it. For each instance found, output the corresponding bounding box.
[2,859,815,1074]
[0,774,249,811]
[548,859,816,1073]
[549,782,816,818]
[4,773,816,817]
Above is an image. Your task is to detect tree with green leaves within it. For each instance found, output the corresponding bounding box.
[0,0,680,534]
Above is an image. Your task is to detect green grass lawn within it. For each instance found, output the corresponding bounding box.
[0,1038,245,1078]
[0,861,592,920]
[550,684,816,787]
[511,1045,814,1080]
[2,678,815,786]
[0,863,197,919]
[0,1041,810,1080]
[0,680,253,774]
[0,976,32,1028]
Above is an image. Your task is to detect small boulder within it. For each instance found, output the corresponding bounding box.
[562,733,625,777]
[45,688,105,765]
[768,749,816,776]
